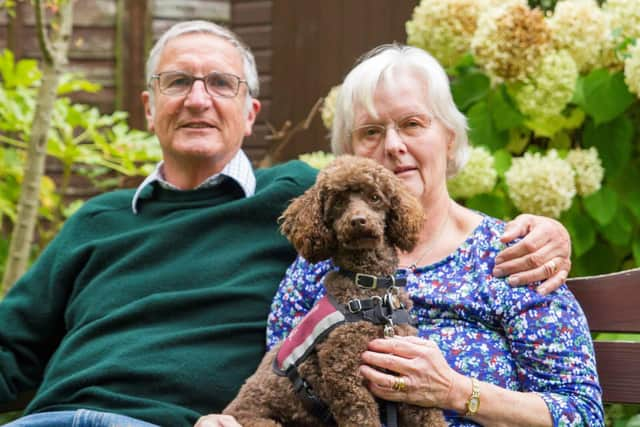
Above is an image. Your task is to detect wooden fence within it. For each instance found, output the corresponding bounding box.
[1,0,418,165]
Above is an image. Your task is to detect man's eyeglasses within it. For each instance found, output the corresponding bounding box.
[352,115,432,147]
[149,71,249,98]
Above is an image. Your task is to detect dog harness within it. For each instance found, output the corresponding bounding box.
[272,270,413,426]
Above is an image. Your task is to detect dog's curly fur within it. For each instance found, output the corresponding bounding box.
[223,155,446,427]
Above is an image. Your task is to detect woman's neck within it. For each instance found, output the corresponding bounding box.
[398,198,481,269]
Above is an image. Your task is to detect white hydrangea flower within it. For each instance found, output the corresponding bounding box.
[602,0,640,40]
[471,2,552,83]
[624,42,640,98]
[505,150,576,218]
[321,85,340,130]
[567,147,605,196]
[447,146,497,199]
[406,0,489,67]
[513,50,578,117]
[298,151,336,170]
[547,0,609,72]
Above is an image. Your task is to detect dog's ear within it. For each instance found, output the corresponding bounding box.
[279,183,336,263]
[386,179,424,252]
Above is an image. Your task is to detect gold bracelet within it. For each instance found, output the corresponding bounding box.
[465,377,481,416]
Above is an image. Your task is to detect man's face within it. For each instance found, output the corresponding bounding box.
[142,33,260,174]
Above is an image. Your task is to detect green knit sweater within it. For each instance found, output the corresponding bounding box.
[0,160,317,426]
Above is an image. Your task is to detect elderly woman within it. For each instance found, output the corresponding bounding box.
[265,45,603,427]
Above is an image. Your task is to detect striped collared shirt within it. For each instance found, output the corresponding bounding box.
[131,150,256,214]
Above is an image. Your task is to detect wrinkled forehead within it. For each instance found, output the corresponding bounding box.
[351,65,429,123]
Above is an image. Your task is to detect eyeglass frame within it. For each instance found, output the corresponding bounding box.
[148,70,251,98]
[350,114,432,146]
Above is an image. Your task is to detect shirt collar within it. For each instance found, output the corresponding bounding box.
[131,149,256,214]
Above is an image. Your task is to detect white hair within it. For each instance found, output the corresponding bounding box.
[145,20,259,114]
[331,44,469,177]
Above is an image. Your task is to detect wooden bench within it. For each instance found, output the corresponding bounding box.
[566,267,640,404]
[2,268,639,414]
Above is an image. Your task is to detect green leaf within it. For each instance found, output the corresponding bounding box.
[624,187,640,221]
[466,193,511,220]
[633,238,640,267]
[493,149,512,176]
[583,187,618,226]
[548,131,571,150]
[573,69,635,125]
[467,100,508,151]
[599,206,633,246]
[505,127,530,155]
[488,86,524,131]
[572,240,621,276]
[451,71,490,111]
[561,202,596,257]
[582,115,633,179]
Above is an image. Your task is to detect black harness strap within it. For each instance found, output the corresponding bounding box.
[286,367,336,426]
[338,269,407,289]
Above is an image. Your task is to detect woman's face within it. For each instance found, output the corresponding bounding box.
[351,67,454,204]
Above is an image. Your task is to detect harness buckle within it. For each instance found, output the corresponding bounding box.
[347,299,363,313]
[355,273,378,289]
[384,318,395,337]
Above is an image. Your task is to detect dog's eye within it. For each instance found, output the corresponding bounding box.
[370,193,381,204]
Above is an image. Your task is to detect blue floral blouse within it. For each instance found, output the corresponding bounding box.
[266,215,604,426]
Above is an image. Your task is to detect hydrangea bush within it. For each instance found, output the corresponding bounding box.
[317,0,640,278]
[404,0,640,277]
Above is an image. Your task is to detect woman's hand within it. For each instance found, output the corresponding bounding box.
[493,214,572,295]
[194,414,242,427]
[359,336,465,411]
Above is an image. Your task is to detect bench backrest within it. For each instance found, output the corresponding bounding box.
[566,267,640,404]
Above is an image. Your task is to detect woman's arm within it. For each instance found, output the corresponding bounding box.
[494,214,571,295]
[266,256,332,349]
[359,336,553,427]
[359,286,604,427]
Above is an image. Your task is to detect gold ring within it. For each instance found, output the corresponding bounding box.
[547,260,558,274]
[392,376,407,392]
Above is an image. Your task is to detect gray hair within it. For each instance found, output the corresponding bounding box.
[145,20,259,113]
[331,44,469,177]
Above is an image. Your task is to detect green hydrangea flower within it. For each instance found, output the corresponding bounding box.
[406,0,488,68]
[602,0,640,40]
[321,85,341,130]
[298,151,336,170]
[505,150,576,218]
[447,146,497,199]
[471,1,552,82]
[548,0,609,73]
[567,147,605,196]
[513,50,578,118]
[624,42,640,98]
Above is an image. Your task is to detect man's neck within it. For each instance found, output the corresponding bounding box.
[161,158,226,190]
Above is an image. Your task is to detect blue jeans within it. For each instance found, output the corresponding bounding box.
[2,409,160,427]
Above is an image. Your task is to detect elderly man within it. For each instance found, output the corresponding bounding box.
[0,21,570,427]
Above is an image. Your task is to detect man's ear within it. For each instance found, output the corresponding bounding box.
[244,98,261,136]
[141,91,155,132]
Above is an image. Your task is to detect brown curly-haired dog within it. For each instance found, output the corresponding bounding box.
[223,155,446,427]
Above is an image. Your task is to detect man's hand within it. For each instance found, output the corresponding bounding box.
[195,414,242,427]
[493,214,571,295]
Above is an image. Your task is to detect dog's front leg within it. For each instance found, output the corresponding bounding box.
[316,322,382,427]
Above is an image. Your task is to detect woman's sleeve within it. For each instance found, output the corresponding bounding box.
[502,285,605,426]
[266,256,332,349]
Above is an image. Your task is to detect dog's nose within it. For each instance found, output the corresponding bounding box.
[351,215,367,227]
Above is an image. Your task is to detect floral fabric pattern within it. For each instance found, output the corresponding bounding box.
[267,215,603,426]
